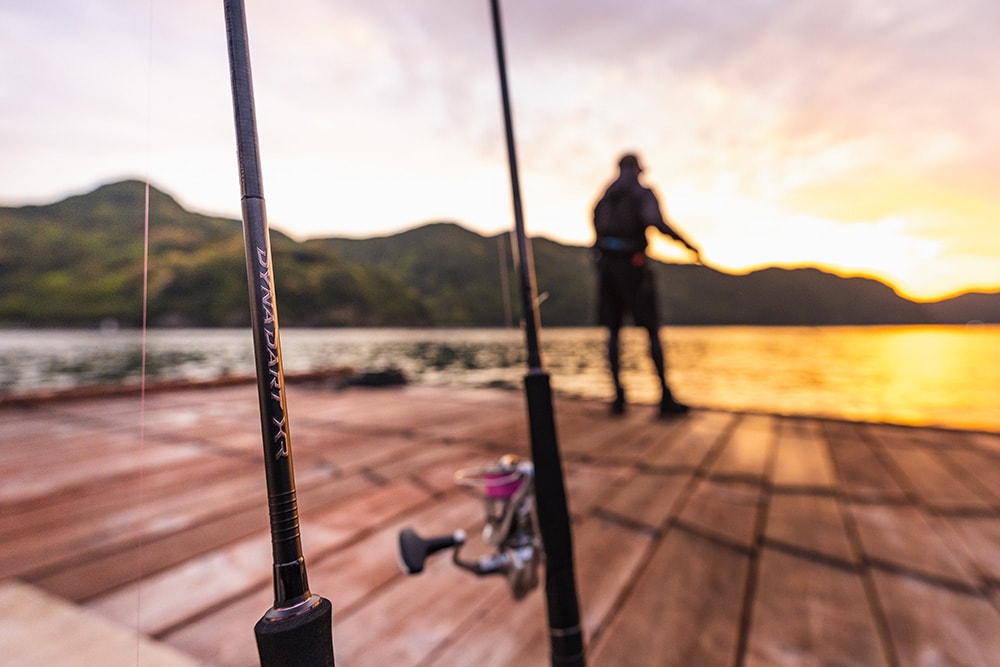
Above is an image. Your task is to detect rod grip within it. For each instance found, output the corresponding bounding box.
[255,595,335,667]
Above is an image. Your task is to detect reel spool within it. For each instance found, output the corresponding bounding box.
[399,454,541,600]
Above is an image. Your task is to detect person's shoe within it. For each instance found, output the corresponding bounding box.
[659,397,690,418]
[610,387,626,415]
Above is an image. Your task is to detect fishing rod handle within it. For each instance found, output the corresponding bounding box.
[256,595,335,667]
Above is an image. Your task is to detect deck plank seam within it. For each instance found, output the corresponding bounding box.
[866,557,987,597]
[928,505,1000,518]
[404,471,450,499]
[359,466,390,486]
[734,412,778,667]
[758,538,856,573]
[861,423,1000,517]
[868,443,999,514]
[929,515,1000,598]
[154,483,463,641]
[1,435,262,518]
[590,506,661,538]
[632,461,698,476]
[0,461,263,539]
[410,587,513,667]
[580,412,738,653]
[16,494,269,591]
[150,574,272,641]
[831,429,902,667]
[841,495,912,507]
[931,446,1000,510]
[770,484,839,497]
[143,430,266,463]
[855,424,928,512]
[672,518,754,557]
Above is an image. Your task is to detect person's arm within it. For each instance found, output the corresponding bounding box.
[639,188,700,259]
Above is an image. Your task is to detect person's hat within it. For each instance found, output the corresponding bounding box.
[618,153,643,172]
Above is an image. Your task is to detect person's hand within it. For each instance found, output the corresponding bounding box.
[688,245,702,264]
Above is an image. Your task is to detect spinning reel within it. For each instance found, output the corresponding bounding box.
[398,454,541,600]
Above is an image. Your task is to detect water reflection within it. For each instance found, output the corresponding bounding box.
[1,326,997,432]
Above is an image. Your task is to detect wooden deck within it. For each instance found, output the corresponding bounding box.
[3,382,1000,666]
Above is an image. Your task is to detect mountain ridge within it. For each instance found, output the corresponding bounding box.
[1,180,997,327]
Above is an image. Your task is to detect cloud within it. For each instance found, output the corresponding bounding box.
[1,0,997,298]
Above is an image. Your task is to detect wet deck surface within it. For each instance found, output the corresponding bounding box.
[3,382,1000,666]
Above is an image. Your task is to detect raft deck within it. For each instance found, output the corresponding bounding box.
[3,382,1000,666]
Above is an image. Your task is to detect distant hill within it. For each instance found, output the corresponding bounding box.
[1,180,997,327]
[0,181,429,327]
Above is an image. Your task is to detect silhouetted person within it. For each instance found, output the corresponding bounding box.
[592,153,700,416]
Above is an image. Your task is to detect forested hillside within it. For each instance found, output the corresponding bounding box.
[1,181,997,327]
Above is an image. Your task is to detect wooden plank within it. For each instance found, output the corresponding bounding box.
[34,469,375,602]
[0,580,201,667]
[935,516,1000,582]
[880,446,991,512]
[407,397,526,448]
[8,385,1000,667]
[872,570,1000,666]
[641,411,734,469]
[709,413,775,482]
[162,488,485,667]
[0,406,93,445]
[745,548,889,666]
[0,420,143,466]
[557,411,651,458]
[849,503,978,587]
[0,454,257,539]
[678,479,760,550]
[425,515,653,667]
[0,457,281,581]
[593,416,686,464]
[770,418,836,491]
[562,462,633,518]
[316,549,511,666]
[589,528,748,666]
[573,517,655,643]
[88,477,432,635]
[405,444,493,495]
[825,421,908,502]
[269,429,431,476]
[322,386,504,437]
[597,470,689,531]
[39,502,272,604]
[765,494,856,565]
[425,586,547,667]
[964,430,1000,456]
[294,477,434,545]
[871,425,992,512]
[369,441,494,486]
[936,446,1000,507]
[0,439,207,504]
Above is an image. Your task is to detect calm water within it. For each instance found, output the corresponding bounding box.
[1,326,997,433]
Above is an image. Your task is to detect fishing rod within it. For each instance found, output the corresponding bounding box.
[222,2,335,665]
[398,3,585,664]
[488,1,585,663]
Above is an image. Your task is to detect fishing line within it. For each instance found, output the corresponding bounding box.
[135,0,155,660]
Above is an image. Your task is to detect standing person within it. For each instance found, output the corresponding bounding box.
[592,152,700,417]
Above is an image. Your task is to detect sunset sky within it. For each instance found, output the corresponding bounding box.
[2,0,998,301]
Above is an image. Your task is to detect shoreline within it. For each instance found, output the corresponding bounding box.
[3,371,997,437]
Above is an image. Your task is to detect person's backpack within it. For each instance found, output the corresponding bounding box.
[594,185,644,240]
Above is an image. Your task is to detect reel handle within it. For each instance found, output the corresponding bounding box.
[398,528,465,574]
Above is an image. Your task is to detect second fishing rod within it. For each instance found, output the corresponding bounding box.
[489,0,585,664]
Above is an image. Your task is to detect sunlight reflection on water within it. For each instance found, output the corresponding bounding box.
[1,325,997,432]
